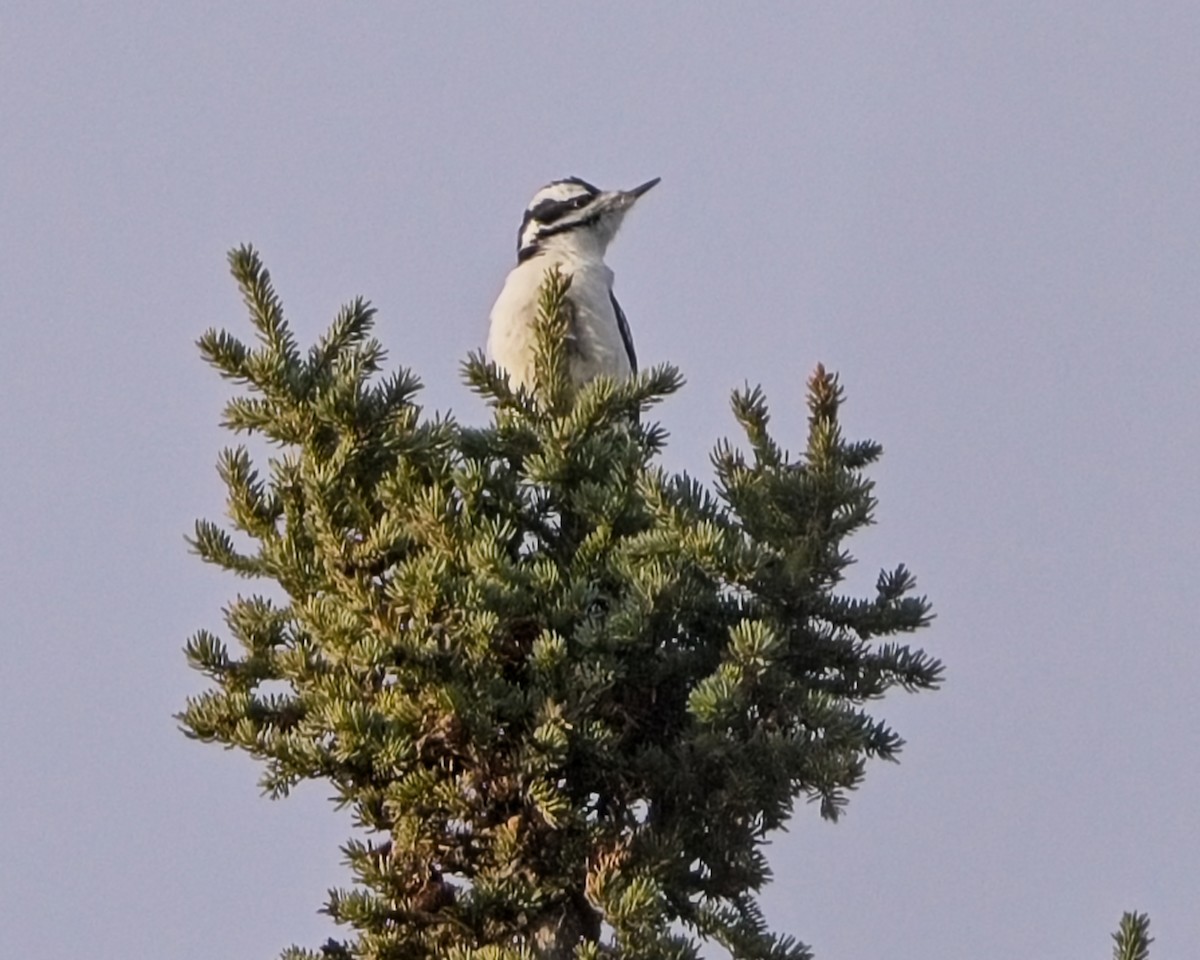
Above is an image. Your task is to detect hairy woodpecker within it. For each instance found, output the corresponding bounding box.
[487,175,659,391]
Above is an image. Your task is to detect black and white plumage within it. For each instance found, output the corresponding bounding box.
[487,175,659,390]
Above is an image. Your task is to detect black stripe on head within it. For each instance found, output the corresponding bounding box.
[527,197,577,227]
[518,210,604,260]
[553,176,600,196]
[516,177,603,258]
[517,209,604,262]
[534,211,601,240]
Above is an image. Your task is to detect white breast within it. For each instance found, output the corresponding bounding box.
[487,252,632,391]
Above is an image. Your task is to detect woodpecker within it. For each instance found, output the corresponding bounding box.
[487,175,659,391]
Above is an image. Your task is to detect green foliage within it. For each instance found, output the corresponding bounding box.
[1111,912,1152,960]
[181,247,942,959]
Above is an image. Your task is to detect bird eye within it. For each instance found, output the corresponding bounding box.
[571,196,589,209]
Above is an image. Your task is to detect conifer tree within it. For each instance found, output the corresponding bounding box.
[180,247,944,959]
[1110,912,1152,960]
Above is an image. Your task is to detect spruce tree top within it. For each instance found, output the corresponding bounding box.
[181,247,942,960]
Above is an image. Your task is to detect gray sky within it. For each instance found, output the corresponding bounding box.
[2,3,1197,957]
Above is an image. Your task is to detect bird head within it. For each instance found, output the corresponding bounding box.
[516,176,659,262]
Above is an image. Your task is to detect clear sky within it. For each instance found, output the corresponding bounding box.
[2,3,1197,957]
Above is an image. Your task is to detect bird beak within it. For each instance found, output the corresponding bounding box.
[594,177,661,219]
[627,177,661,199]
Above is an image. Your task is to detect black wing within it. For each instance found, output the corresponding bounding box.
[609,290,638,374]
